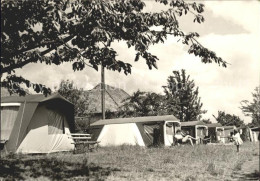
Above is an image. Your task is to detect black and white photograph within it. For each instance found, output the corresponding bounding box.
[1,0,260,180]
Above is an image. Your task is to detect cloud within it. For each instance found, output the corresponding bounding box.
[144,0,248,36]
[195,32,260,123]
[205,1,260,34]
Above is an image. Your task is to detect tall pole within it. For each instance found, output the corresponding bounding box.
[101,64,105,120]
[258,71,260,125]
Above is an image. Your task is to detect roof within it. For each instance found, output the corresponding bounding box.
[84,83,130,113]
[181,121,207,127]
[206,123,223,128]
[91,115,179,126]
[1,93,72,105]
[250,127,260,131]
[223,125,236,130]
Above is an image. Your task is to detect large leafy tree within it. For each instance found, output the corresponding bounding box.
[240,87,260,127]
[117,91,167,117]
[213,111,244,127]
[56,80,89,117]
[1,0,227,96]
[163,69,206,122]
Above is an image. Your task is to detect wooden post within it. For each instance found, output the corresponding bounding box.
[101,64,105,120]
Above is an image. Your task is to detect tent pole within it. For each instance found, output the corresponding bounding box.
[101,64,105,120]
[16,101,26,149]
[195,125,197,144]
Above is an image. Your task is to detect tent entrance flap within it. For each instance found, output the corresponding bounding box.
[97,123,145,146]
[143,123,164,146]
[16,102,38,149]
[48,108,65,135]
[0,106,20,140]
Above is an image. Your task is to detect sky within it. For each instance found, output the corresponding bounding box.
[14,0,260,124]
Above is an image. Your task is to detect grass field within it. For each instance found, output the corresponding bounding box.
[0,142,259,180]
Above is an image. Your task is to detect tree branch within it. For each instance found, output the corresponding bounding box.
[3,39,63,59]
[1,35,75,74]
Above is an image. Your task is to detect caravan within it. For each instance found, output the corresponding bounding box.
[181,121,208,144]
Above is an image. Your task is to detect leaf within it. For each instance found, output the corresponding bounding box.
[93,64,98,71]
[46,6,54,12]
[135,53,140,62]
[35,84,40,93]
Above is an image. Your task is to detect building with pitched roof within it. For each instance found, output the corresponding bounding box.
[76,84,130,130]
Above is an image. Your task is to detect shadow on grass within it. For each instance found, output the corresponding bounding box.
[241,170,260,180]
[232,170,260,181]
[0,156,118,180]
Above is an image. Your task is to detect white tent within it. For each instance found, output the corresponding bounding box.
[97,123,145,146]
[1,94,75,153]
[90,115,181,147]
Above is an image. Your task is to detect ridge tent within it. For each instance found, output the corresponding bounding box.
[206,123,225,143]
[0,94,75,153]
[90,115,180,147]
[180,121,208,144]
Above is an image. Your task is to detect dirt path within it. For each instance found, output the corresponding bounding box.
[232,155,260,180]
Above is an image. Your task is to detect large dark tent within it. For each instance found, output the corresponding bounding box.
[1,94,75,153]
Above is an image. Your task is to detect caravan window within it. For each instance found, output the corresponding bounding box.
[197,127,207,137]
[48,109,65,134]
[1,105,20,140]
[166,122,174,135]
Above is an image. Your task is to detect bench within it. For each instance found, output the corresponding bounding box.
[68,133,100,154]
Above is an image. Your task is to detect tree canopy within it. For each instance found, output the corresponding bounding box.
[163,69,207,121]
[56,80,89,117]
[1,0,227,96]
[117,69,206,121]
[117,90,167,117]
[213,111,244,127]
[240,87,260,127]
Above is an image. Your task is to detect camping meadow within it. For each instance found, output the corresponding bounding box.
[1,142,259,180]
